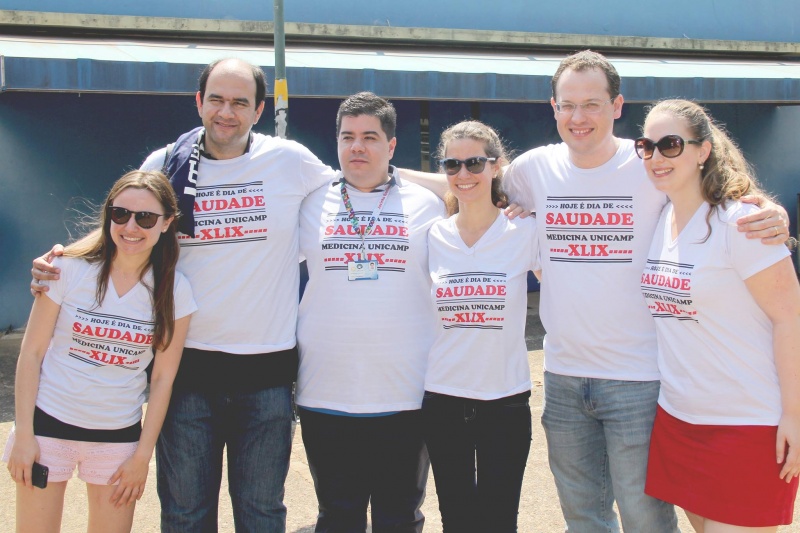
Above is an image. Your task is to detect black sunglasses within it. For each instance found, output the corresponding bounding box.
[439,156,497,176]
[108,206,165,229]
[634,135,703,160]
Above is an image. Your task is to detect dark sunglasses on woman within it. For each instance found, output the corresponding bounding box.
[108,206,165,229]
[634,134,703,160]
[439,156,497,175]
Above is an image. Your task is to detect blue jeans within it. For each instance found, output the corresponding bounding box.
[541,371,678,533]
[298,407,429,533]
[156,385,293,533]
[422,391,532,533]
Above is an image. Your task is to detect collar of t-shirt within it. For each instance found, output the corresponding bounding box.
[199,131,253,160]
[336,174,397,192]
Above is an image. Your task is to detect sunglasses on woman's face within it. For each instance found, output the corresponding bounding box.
[439,156,497,176]
[634,135,703,160]
[108,206,165,229]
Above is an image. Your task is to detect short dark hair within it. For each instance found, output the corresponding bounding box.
[336,92,397,139]
[551,50,621,101]
[198,58,268,105]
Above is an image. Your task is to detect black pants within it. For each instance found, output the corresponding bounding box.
[422,391,532,533]
[299,408,430,533]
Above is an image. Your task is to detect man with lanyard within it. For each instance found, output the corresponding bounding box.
[296,92,443,532]
[31,58,338,532]
[402,50,791,532]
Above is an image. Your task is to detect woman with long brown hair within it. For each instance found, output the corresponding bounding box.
[4,170,195,532]
[637,100,800,532]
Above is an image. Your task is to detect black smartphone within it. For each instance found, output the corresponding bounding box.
[31,461,48,489]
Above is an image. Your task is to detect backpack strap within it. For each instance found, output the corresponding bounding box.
[161,142,175,174]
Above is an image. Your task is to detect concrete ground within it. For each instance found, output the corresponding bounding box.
[0,293,797,532]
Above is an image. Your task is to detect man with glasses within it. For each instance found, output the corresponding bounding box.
[402,49,789,532]
[501,50,789,532]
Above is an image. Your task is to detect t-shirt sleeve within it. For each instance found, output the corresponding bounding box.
[173,271,198,320]
[297,144,336,196]
[44,256,82,306]
[527,217,541,272]
[726,204,790,280]
[140,148,168,172]
[503,156,536,212]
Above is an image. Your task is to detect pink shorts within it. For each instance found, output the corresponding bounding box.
[3,426,139,485]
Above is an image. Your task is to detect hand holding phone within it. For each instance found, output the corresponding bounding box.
[31,461,49,489]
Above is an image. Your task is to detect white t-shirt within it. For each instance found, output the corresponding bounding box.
[642,201,790,425]
[426,214,540,400]
[142,133,335,353]
[503,140,667,381]
[37,257,196,430]
[296,169,444,413]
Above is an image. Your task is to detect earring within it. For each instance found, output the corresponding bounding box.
[698,162,705,170]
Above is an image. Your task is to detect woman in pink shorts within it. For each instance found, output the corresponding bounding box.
[4,170,196,532]
[637,99,800,531]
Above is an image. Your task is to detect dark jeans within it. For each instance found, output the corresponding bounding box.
[156,385,293,533]
[298,407,430,533]
[422,390,532,533]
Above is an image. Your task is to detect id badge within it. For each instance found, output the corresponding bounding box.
[348,259,379,281]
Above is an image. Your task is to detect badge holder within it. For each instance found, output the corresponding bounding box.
[340,181,390,282]
[348,258,379,281]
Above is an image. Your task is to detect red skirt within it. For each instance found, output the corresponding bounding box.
[646,405,798,527]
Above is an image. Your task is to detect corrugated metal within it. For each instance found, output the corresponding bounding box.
[1,37,799,102]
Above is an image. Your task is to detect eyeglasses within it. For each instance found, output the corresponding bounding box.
[439,156,497,176]
[554,99,614,115]
[634,135,703,160]
[108,206,165,229]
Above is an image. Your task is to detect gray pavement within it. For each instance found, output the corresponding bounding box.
[0,294,795,531]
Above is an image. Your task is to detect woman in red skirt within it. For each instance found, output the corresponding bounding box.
[637,99,800,531]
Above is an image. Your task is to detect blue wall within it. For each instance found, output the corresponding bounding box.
[0,92,194,331]
[3,1,799,43]
[0,92,423,329]
[2,90,798,328]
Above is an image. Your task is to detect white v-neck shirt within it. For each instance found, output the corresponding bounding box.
[37,257,196,429]
[425,214,540,400]
[642,201,789,425]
